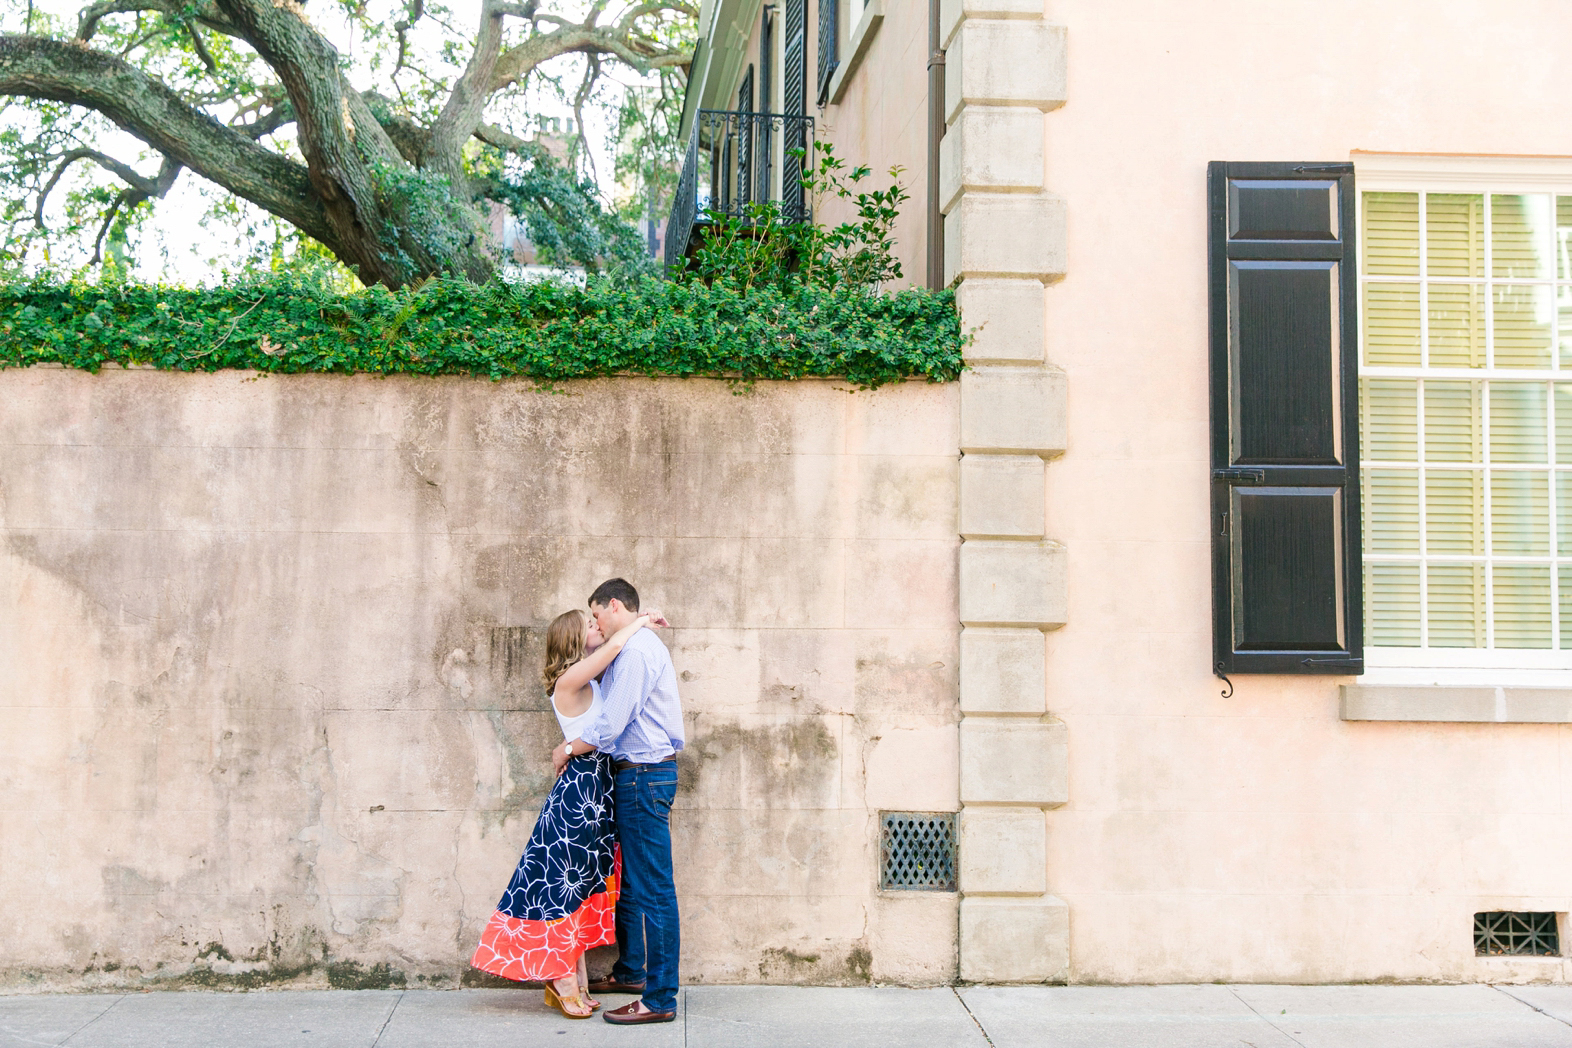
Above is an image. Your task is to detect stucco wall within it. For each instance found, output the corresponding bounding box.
[0,366,960,991]
[1038,0,1572,983]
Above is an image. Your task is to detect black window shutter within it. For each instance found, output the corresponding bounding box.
[1208,161,1362,677]
[817,0,839,105]
[782,0,808,216]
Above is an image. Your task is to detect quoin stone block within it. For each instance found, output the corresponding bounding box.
[940,107,1045,213]
[940,0,1046,44]
[959,628,1046,715]
[945,20,1068,122]
[954,279,1047,364]
[944,193,1068,283]
[959,717,1068,806]
[960,454,1045,539]
[959,895,1070,983]
[960,807,1047,894]
[960,367,1067,455]
[959,540,1067,627]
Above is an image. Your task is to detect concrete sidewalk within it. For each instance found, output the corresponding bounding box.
[5,983,1572,1047]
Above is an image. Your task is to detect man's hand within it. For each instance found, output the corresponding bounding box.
[552,745,571,778]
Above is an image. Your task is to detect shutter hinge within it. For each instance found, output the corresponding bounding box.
[1301,657,1361,668]
[1213,468,1266,484]
[1293,163,1354,173]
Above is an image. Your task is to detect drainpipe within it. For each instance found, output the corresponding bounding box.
[926,0,946,290]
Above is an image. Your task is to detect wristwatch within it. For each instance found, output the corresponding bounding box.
[561,742,573,758]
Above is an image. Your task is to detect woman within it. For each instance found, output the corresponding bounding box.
[470,607,660,1019]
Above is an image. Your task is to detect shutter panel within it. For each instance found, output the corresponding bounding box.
[817,0,839,105]
[783,0,808,217]
[1209,161,1363,675]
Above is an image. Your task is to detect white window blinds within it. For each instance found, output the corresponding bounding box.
[1360,188,1572,651]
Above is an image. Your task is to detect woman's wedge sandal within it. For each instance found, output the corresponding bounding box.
[544,984,593,1019]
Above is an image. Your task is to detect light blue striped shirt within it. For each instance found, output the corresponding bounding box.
[578,629,684,763]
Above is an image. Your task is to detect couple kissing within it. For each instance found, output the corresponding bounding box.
[470,578,683,1025]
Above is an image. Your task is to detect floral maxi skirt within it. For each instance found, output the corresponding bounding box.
[470,752,620,982]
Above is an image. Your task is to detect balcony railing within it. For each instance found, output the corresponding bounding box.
[664,109,815,273]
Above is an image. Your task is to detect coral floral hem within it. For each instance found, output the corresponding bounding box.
[469,870,620,982]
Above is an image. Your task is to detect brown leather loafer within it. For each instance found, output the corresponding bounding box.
[602,1001,676,1025]
[587,978,646,995]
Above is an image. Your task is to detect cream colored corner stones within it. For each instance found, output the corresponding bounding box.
[960,367,1067,455]
[945,20,1068,122]
[960,807,1046,894]
[940,0,1045,42]
[960,896,1069,983]
[959,541,1066,628]
[959,628,1045,715]
[955,279,1045,364]
[944,194,1067,284]
[960,455,1045,539]
[959,717,1068,806]
[940,108,1044,213]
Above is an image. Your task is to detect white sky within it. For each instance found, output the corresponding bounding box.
[14,0,648,284]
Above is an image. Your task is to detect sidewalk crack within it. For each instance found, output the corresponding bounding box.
[58,994,125,1046]
[1228,986,1308,1048]
[1493,983,1572,1029]
[952,987,996,1048]
[370,990,405,1048]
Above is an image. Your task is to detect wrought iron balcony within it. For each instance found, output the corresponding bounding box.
[664,109,815,273]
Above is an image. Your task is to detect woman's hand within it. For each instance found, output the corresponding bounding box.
[643,608,669,629]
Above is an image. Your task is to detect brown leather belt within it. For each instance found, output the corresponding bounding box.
[613,757,677,772]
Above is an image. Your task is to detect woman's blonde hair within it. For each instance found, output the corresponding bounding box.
[543,609,588,693]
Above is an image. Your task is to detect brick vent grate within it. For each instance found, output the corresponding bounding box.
[879,812,956,891]
[1474,911,1560,956]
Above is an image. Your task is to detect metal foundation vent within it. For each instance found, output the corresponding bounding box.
[879,812,956,891]
[1475,911,1560,956]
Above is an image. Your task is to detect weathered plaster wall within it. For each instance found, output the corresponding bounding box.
[1036,0,1572,983]
[0,367,960,992]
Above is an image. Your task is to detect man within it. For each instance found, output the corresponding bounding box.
[552,577,683,1025]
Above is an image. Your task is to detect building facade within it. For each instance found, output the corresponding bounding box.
[9,0,1572,993]
[675,0,1572,983]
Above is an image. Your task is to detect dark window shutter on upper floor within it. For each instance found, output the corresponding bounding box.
[1208,161,1363,677]
[782,0,808,216]
[817,0,839,105]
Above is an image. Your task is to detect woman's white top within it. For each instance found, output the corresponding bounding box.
[552,678,603,742]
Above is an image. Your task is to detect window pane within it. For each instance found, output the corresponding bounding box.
[1364,468,1419,553]
[1428,284,1485,368]
[1363,283,1420,365]
[1367,562,1420,646]
[1556,471,1572,555]
[1493,564,1552,648]
[1365,192,1419,275]
[1558,196,1572,280]
[1428,563,1485,647]
[1424,380,1482,462]
[1560,565,1572,647]
[1490,470,1550,555]
[1493,284,1553,368]
[1556,385,1572,465]
[1559,288,1572,369]
[1489,381,1548,463]
[1492,193,1551,280]
[1426,469,1483,554]
[1360,378,1417,461]
[1427,193,1484,277]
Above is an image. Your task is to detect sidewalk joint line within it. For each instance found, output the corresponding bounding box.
[1492,983,1572,1029]
[369,990,405,1048]
[58,993,125,1047]
[1228,986,1308,1048]
[952,986,995,1047]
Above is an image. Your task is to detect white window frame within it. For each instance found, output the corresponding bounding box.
[1356,152,1572,687]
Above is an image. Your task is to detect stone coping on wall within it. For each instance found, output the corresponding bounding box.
[1341,685,1572,723]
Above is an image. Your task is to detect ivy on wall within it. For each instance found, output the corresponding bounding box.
[0,276,963,389]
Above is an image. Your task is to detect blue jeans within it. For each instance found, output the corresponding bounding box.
[610,761,680,1013]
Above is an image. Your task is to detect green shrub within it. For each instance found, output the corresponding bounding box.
[0,273,962,388]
